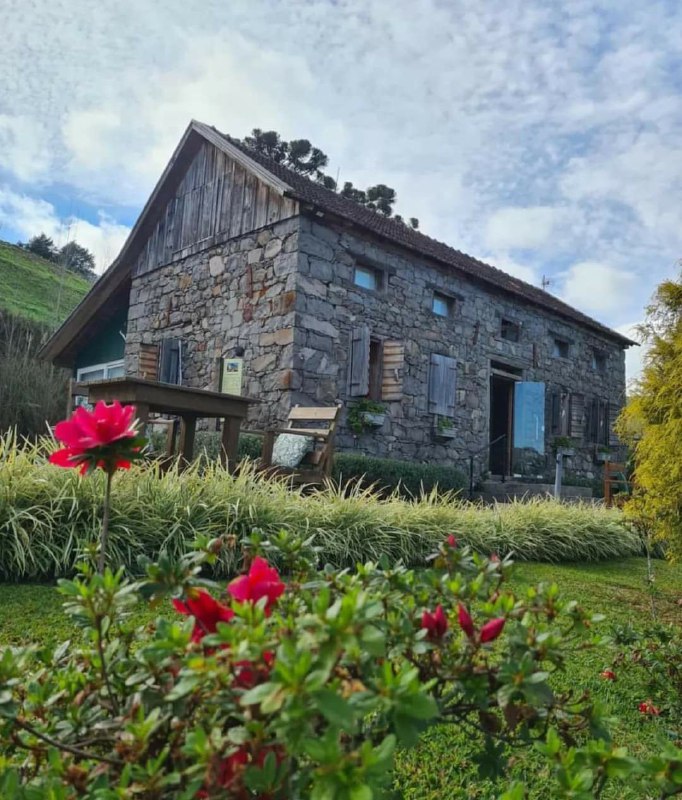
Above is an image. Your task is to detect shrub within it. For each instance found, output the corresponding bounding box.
[332,452,467,498]
[2,531,680,798]
[0,433,642,580]
[0,311,70,436]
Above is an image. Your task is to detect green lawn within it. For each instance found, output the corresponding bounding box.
[0,240,90,325]
[1,558,679,798]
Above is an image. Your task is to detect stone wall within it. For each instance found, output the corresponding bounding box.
[292,215,627,479]
[125,216,301,428]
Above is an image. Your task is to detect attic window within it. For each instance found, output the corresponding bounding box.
[592,349,607,373]
[552,337,570,359]
[431,292,453,318]
[354,264,381,291]
[500,318,520,342]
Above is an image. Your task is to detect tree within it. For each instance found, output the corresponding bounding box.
[60,241,96,276]
[25,233,58,262]
[616,273,682,558]
[240,128,419,228]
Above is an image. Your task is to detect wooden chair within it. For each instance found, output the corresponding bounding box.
[604,461,630,507]
[258,404,342,485]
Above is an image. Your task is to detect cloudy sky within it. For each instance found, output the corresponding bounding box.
[2,0,681,380]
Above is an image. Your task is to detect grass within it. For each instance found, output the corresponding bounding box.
[0,434,642,580]
[0,558,679,797]
[0,240,90,325]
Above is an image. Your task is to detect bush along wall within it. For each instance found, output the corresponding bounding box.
[0,433,642,580]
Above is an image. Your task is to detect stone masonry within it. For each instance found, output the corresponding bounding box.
[124,211,627,480]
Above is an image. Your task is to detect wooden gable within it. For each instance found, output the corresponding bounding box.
[133,141,298,276]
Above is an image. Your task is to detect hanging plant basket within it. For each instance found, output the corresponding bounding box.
[595,450,611,463]
[361,412,386,428]
[557,447,576,457]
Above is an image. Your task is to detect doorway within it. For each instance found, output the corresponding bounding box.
[489,375,514,476]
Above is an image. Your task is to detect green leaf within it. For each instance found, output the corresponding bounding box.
[350,784,373,800]
[397,691,438,721]
[314,689,355,729]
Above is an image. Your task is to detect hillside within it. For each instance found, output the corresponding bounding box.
[0,240,91,326]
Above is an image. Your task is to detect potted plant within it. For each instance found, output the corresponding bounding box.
[595,445,611,463]
[552,436,576,457]
[348,399,387,434]
[434,415,456,440]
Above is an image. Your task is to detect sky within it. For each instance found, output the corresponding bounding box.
[1,1,681,383]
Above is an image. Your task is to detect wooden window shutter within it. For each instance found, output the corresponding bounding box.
[559,392,570,436]
[569,393,585,440]
[381,341,404,401]
[608,402,620,447]
[428,353,456,417]
[159,338,182,385]
[550,391,561,435]
[349,326,370,396]
[598,400,609,446]
[138,343,159,381]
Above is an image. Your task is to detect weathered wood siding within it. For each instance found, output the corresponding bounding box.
[134,142,298,276]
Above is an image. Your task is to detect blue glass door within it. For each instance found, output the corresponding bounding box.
[513,382,545,475]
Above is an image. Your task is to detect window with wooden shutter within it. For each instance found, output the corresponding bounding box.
[597,399,609,446]
[381,341,404,401]
[349,326,370,396]
[138,343,159,381]
[569,393,585,440]
[428,353,457,417]
[159,338,183,384]
[549,390,571,436]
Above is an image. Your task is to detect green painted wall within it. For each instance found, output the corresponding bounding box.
[74,308,128,372]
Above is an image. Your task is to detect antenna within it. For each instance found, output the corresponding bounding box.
[541,275,552,291]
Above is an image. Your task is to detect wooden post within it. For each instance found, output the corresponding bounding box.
[261,430,276,468]
[178,415,197,466]
[220,416,241,473]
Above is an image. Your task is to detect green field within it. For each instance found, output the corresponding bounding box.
[1,558,679,798]
[0,240,91,325]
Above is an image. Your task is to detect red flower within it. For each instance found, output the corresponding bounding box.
[490,553,500,563]
[234,650,275,689]
[480,617,505,643]
[421,605,448,640]
[49,401,141,475]
[446,534,458,548]
[228,557,285,615]
[173,588,234,643]
[600,669,617,681]
[457,603,475,640]
[638,700,661,716]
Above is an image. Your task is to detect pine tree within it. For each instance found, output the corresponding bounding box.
[60,241,96,276]
[26,233,58,262]
[616,273,682,558]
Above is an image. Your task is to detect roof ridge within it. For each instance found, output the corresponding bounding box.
[215,125,634,346]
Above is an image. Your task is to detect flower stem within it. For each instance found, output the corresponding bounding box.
[98,470,113,574]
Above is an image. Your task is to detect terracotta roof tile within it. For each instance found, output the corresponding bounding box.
[218,128,634,347]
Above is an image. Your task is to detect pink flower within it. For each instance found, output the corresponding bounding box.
[421,605,448,640]
[49,401,141,475]
[228,556,285,615]
[638,700,661,716]
[480,617,506,643]
[173,589,234,643]
[446,534,458,548]
[600,669,617,681]
[457,603,475,640]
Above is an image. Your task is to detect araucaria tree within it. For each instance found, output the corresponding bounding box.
[616,273,682,558]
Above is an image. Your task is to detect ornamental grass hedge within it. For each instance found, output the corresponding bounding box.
[0,432,641,580]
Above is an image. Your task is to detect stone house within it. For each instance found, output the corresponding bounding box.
[42,120,635,479]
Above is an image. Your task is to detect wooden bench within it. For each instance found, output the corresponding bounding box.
[257,404,342,485]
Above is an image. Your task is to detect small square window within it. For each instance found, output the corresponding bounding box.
[354,265,381,291]
[500,318,520,342]
[552,338,570,358]
[592,349,607,372]
[432,292,452,317]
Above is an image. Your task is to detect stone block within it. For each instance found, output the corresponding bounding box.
[208,256,224,277]
[256,229,272,246]
[300,314,339,339]
[252,352,277,372]
[263,237,283,260]
[308,257,334,282]
[247,248,263,264]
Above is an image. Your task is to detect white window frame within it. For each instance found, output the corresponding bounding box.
[431,292,452,318]
[353,264,381,291]
[76,359,125,382]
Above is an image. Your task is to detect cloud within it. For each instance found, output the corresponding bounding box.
[560,261,638,317]
[485,206,564,251]
[0,0,680,332]
[0,186,130,272]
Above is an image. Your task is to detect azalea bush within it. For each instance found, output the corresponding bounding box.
[0,403,679,798]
